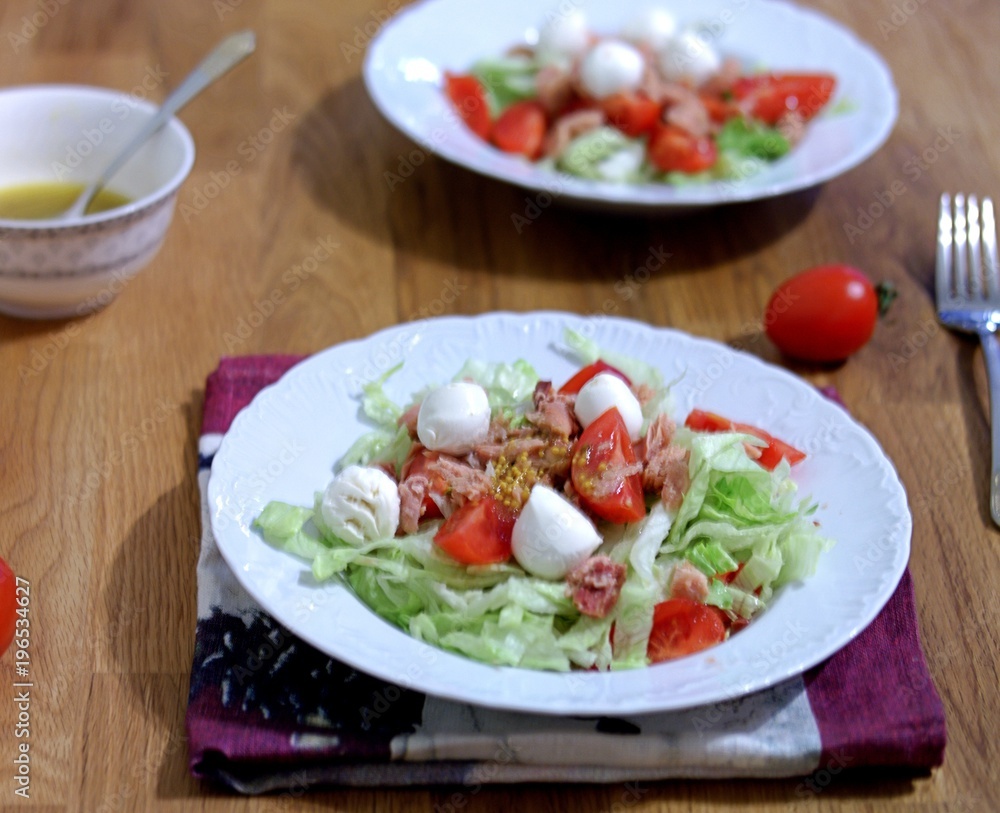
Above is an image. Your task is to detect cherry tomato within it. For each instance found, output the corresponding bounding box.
[558,360,631,395]
[648,124,717,173]
[684,409,806,470]
[0,557,15,657]
[733,73,836,125]
[490,101,547,158]
[444,73,492,139]
[601,93,662,137]
[647,598,726,662]
[571,408,646,523]
[764,264,879,362]
[433,497,515,565]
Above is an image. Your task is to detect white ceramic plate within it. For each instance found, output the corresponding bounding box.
[209,313,911,715]
[363,0,897,211]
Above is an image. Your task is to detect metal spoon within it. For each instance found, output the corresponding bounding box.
[60,30,256,219]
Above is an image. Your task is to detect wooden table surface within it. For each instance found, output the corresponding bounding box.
[1,0,998,810]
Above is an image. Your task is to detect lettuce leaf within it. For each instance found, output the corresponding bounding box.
[471,56,539,114]
[452,358,539,425]
[557,127,640,180]
[716,117,790,161]
[663,431,833,600]
[337,363,414,474]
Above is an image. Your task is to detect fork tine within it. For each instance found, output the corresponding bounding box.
[954,193,969,304]
[983,197,999,299]
[968,195,983,299]
[937,192,953,304]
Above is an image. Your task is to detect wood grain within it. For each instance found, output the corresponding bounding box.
[0,0,998,810]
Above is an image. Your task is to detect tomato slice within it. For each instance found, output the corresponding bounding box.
[733,73,836,125]
[433,497,515,565]
[558,360,632,395]
[647,598,727,662]
[601,93,662,137]
[684,409,806,470]
[444,73,492,139]
[718,561,745,584]
[0,557,15,657]
[648,124,718,173]
[490,101,547,158]
[571,408,646,523]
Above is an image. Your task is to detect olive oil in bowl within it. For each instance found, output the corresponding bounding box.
[0,181,131,220]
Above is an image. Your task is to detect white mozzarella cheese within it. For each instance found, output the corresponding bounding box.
[320,465,400,546]
[512,484,603,579]
[416,381,491,455]
[573,372,644,441]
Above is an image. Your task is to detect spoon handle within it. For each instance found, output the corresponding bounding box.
[68,30,256,217]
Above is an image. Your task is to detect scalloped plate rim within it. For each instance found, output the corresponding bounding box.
[208,312,911,715]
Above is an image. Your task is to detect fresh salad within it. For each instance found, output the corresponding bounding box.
[443,6,837,185]
[255,330,832,672]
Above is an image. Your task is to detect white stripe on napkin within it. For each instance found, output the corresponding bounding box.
[393,677,821,777]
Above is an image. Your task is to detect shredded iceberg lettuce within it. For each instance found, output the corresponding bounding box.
[254,344,833,672]
[336,364,414,474]
[452,358,539,426]
[557,128,641,181]
[471,56,539,114]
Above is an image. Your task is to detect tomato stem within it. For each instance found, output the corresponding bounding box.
[876,282,897,317]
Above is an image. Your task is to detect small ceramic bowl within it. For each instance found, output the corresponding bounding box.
[0,85,195,319]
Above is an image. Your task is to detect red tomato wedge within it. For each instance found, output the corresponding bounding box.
[733,73,836,125]
[444,73,492,139]
[647,598,727,662]
[718,561,745,584]
[0,557,15,658]
[648,124,718,173]
[490,101,547,158]
[571,408,646,523]
[601,93,662,137]
[558,360,631,395]
[684,409,806,470]
[433,497,515,565]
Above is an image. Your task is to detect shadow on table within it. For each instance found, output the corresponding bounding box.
[291,77,819,283]
[102,392,208,800]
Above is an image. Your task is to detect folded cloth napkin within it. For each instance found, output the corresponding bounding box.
[187,356,946,793]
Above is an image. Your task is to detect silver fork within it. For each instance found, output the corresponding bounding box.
[937,192,1000,525]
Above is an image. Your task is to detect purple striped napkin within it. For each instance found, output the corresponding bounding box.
[186,356,946,793]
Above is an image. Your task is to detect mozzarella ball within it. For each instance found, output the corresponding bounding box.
[578,40,646,100]
[658,29,721,85]
[536,10,590,65]
[621,7,678,52]
[512,485,602,580]
[573,373,644,441]
[416,381,491,455]
[321,465,400,546]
